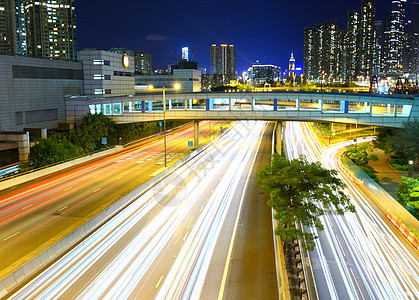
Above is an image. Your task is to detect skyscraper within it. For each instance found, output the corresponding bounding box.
[25,0,77,60]
[313,23,325,81]
[0,0,17,55]
[303,26,315,81]
[347,9,360,82]
[358,0,376,78]
[134,50,152,75]
[210,44,236,85]
[324,19,339,80]
[288,52,295,78]
[373,20,384,76]
[383,0,407,75]
[15,0,26,56]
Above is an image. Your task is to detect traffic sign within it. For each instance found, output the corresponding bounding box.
[188,141,193,148]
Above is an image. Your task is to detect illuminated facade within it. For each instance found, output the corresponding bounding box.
[382,0,407,75]
[210,44,236,85]
[346,9,360,82]
[15,0,26,56]
[0,0,17,55]
[25,0,77,60]
[358,0,376,79]
[249,63,280,86]
[303,26,314,81]
[288,52,295,78]
[134,50,152,75]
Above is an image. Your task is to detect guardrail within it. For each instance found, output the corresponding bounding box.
[0,124,232,298]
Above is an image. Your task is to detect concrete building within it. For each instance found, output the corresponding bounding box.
[0,54,83,132]
[135,69,201,93]
[0,0,17,55]
[25,0,77,60]
[134,50,152,74]
[80,49,135,97]
[210,44,236,85]
[249,63,281,86]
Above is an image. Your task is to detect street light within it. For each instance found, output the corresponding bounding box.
[162,84,181,167]
[408,160,414,178]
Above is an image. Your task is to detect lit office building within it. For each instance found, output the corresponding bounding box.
[15,0,26,56]
[323,19,339,81]
[134,50,152,75]
[358,0,376,79]
[346,9,360,82]
[210,44,236,85]
[313,23,325,81]
[373,20,384,76]
[0,0,17,55]
[249,63,281,86]
[382,0,407,75]
[25,0,77,60]
[303,26,315,81]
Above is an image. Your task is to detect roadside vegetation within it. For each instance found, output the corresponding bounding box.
[344,143,379,183]
[26,113,187,169]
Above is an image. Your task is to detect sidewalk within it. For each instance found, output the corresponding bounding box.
[368,149,419,199]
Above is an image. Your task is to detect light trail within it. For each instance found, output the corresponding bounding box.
[284,121,419,300]
[8,121,267,299]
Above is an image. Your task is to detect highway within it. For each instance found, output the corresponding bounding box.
[284,122,419,300]
[0,121,229,279]
[8,121,270,299]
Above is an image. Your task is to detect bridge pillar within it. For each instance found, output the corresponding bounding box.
[274,99,278,111]
[194,121,199,149]
[394,105,398,117]
[205,99,214,111]
[148,101,153,112]
[296,99,300,110]
[369,103,373,116]
[318,100,323,111]
[251,98,255,111]
[189,99,193,110]
[169,100,172,110]
[184,99,187,110]
[364,102,368,113]
[141,101,146,113]
[229,98,233,111]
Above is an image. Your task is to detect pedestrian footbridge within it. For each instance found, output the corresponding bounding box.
[66,91,419,128]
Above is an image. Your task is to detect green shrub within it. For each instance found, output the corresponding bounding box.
[390,159,409,171]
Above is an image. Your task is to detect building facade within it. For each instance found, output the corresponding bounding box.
[0,54,83,131]
[25,0,77,60]
[135,69,201,93]
[15,0,26,56]
[248,63,281,86]
[134,50,152,75]
[358,0,376,79]
[210,44,236,85]
[80,49,135,97]
[0,0,17,55]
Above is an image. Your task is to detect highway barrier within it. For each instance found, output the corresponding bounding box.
[0,125,232,298]
[0,146,123,192]
[340,155,419,252]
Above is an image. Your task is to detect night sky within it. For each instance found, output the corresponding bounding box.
[76,0,413,74]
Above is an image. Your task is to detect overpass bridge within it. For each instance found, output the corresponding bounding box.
[66,91,418,129]
[65,91,418,150]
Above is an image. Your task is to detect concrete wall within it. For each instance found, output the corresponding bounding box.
[0,54,83,132]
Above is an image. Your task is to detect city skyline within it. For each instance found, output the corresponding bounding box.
[75,0,415,74]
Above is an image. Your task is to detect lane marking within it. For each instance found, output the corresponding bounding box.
[58,206,68,212]
[156,275,164,288]
[94,188,101,193]
[4,232,20,241]
[218,123,264,300]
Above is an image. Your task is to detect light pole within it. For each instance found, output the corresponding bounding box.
[408,160,414,178]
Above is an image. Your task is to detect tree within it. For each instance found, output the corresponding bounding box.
[345,143,378,166]
[257,154,355,249]
[388,119,419,162]
[396,177,419,209]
